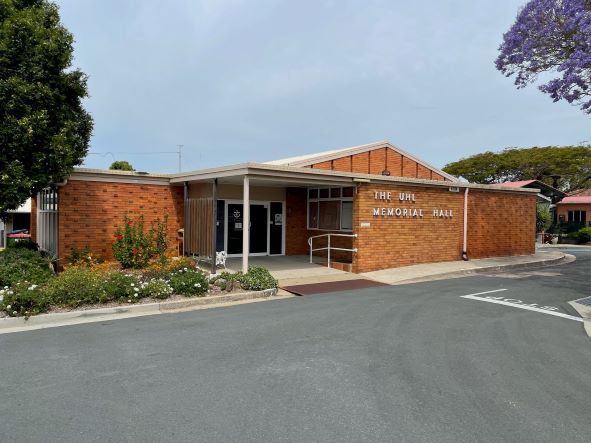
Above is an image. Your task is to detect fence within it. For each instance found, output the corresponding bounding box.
[37,188,58,257]
[185,198,215,258]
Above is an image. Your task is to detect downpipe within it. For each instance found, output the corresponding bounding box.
[462,187,469,261]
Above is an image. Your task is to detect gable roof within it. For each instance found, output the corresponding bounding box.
[558,196,591,204]
[570,188,591,197]
[265,140,458,182]
[501,180,536,188]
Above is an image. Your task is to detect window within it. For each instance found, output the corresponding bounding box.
[307,187,354,231]
[568,210,586,223]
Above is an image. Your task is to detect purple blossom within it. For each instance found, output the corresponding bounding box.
[496,0,591,113]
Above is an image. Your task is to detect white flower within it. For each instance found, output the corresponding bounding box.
[13,311,17,315]
[127,299,132,303]
[6,304,11,310]
[134,287,139,292]
[134,294,138,298]
[130,283,135,287]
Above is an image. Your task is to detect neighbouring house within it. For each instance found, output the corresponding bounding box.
[0,198,32,249]
[29,140,538,273]
[500,180,566,205]
[556,188,591,232]
[501,180,567,229]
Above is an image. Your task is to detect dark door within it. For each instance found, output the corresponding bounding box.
[249,205,268,254]
[227,204,243,255]
[226,203,268,255]
[269,202,283,254]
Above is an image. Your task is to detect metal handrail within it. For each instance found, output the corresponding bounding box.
[308,233,358,269]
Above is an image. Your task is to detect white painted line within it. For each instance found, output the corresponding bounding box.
[461,294,584,323]
[462,289,508,297]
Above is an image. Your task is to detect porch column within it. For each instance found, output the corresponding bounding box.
[242,175,250,273]
[211,178,218,275]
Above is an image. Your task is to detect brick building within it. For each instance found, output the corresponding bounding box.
[30,141,537,273]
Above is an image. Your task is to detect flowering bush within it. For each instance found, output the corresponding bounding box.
[112,215,155,269]
[67,245,104,268]
[144,256,196,279]
[44,267,105,307]
[169,268,209,296]
[0,283,50,318]
[112,215,170,269]
[103,272,142,303]
[139,278,174,299]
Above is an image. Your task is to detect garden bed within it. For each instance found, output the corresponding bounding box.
[0,245,277,319]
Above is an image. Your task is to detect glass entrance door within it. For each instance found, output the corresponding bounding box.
[226,203,268,255]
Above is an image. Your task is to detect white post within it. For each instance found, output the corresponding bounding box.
[327,235,331,268]
[242,175,250,274]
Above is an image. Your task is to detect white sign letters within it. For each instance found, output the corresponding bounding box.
[372,190,453,220]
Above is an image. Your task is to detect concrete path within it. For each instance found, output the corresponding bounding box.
[361,250,571,285]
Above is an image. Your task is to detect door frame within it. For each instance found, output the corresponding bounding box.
[224,200,285,257]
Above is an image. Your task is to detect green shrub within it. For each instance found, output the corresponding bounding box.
[102,272,142,303]
[139,278,174,299]
[169,268,209,296]
[7,239,39,251]
[574,227,591,244]
[236,267,277,291]
[0,248,53,288]
[0,283,50,317]
[536,204,552,233]
[44,267,105,307]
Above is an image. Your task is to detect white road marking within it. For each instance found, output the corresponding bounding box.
[461,292,584,323]
[462,289,509,297]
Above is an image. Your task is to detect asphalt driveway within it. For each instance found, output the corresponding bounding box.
[0,249,589,442]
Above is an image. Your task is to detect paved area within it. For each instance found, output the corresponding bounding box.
[362,250,568,284]
[0,250,589,442]
[225,255,359,286]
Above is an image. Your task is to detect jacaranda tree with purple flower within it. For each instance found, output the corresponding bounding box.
[496,0,591,113]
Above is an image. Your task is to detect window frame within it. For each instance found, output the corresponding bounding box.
[307,187,354,232]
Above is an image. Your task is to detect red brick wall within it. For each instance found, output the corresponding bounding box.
[285,187,353,260]
[285,188,308,255]
[352,184,536,273]
[466,190,536,258]
[306,148,448,181]
[57,180,184,262]
[30,196,37,242]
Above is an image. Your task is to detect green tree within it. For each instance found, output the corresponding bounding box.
[442,146,591,192]
[0,0,93,217]
[109,160,134,171]
[536,204,552,233]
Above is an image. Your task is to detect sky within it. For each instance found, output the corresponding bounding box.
[56,0,590,173]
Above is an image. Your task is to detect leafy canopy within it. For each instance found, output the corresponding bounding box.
[109,160,134,171]
[0,0,93,216]
[442,146,591,192]
[496,0,591,114]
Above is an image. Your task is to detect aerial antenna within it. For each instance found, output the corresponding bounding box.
[177,145,183,172]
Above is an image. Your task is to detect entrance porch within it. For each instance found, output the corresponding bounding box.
[174,167,357,274]
[224,255,358,286]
